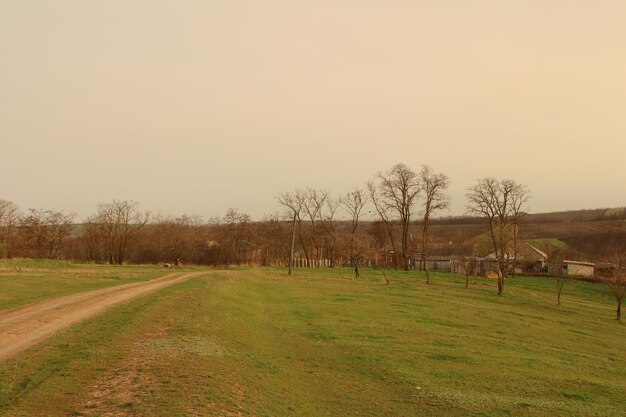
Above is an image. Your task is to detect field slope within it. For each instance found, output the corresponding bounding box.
[0,267,624,416]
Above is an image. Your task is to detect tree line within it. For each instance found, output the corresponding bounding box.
[1,162,624,317]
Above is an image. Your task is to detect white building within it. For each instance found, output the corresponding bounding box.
[563,260,595,277]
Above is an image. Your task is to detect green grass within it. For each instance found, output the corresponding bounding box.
[1,266,625,416]
[0,259,177,311]
[604,207,625,218]
[528,238,569,250]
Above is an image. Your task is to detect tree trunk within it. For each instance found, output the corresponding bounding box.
[512,223,518,278]
[354,261,360,279]
[381,269,389,285]
[497,276,504,296]
[421,221,428,271]
[617,299,622,321]
[387,229,398,271]
[288,212,296,275]
[296,220,309,264]
[402,219,410,271]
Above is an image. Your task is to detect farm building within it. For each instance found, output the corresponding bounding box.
[515,244,548,272]
[373,251,452,271]
[485,243,548,273]
[563,260,595,277]
[451,244,548,277]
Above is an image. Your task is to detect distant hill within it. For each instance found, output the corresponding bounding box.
[425,207,625,261]
[430,207,624,226]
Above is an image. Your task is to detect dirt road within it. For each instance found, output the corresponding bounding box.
[0,272,206,362]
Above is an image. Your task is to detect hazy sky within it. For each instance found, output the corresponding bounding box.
[1,1,625,220]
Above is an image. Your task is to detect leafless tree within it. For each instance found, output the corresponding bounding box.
[278,190,304,275]
[556,275,568,306]
[320,195,340,267]
[375,163,421,271]
[19,208,75,259]
[340,189,369,279]
[0,200,21,258]
[224,208,251,265]
[510,184,530,277]
[548,253,567,305]
[419,165,450,284]
[83,216,108,263]
[46,210,76,259]
[367,181,398,270]
[148,213,205,264]
[457,242,478,289]
[303,188,328,265]
[466,178,530,295]
[256,213,291,266]
[607,245,626,320]
[19,209,48,258]
[90,200,150,264]
[463,256,475,288]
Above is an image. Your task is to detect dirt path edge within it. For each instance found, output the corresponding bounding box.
[0,272,206,362]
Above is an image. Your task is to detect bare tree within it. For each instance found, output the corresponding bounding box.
[45,210,76,259]
[256,213,291,266]
[463,256,475,288]
[303,188,328,266]
[224,208,251,265]
[19,208,75,259]
[457,242,478,289]
[375,163,421,271]
[0,200,21,258]
[149,213,205,264]
[83,216,107,263]
[419,165,450,284]
[340,189,369,278]
[466,178,530,295]
[607,245,626,320]
[549,253,567,305]
[19,209,48,258]
[556,274,568,306]
[367,181,398,270]
[510,184,530,277]
[90,200,150,264]
[278,190,304,275]
[320,195,340,267]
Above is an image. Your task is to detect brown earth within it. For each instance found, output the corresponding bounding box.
[0,272,206,362]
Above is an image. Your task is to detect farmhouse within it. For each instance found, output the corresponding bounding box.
[563,260,595,277]
[485,243,548,273]
[515,244,548,272]
[451,243,549,277]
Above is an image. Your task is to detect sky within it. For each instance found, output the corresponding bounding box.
[1,0,625,221]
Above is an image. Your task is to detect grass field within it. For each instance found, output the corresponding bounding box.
[0,264,625,416]
[0,259,182,311]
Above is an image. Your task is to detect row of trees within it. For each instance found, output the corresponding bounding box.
[1,162,624,314]
[1,163,454,275]
[0,200,75,260]
[278,163,451,279]
[276,165,544,298]
[0,199,293,267]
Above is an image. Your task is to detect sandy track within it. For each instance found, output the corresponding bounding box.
[0,272,206,362]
